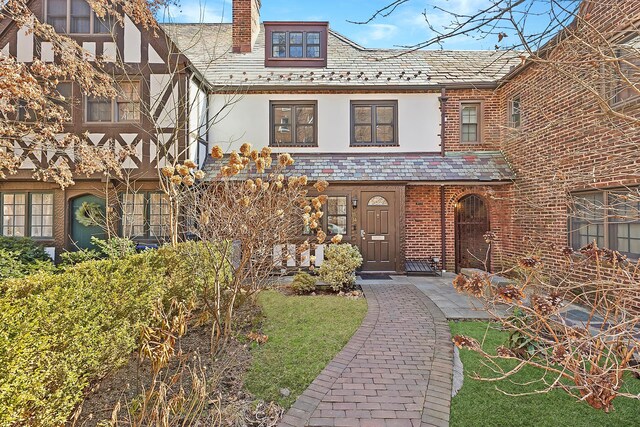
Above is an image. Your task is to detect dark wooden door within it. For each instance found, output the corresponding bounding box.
[361,192,396,271]
[456,194,490,272]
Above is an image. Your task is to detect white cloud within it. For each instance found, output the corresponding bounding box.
[355,23,398,46]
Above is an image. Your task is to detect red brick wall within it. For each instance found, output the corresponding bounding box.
[405,184,511,272]
[443,88,502,152]
[496,0,640,269]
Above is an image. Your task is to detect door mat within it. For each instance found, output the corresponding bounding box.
[358,274,393,280]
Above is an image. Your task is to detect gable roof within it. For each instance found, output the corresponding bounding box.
[162,23,520,89]
[203,151,515,183]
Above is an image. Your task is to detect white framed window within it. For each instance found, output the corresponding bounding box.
[460,102,481,143]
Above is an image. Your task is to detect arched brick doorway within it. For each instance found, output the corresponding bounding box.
[455,194,490,272]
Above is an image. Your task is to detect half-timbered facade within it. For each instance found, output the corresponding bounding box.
[0,0,210,254]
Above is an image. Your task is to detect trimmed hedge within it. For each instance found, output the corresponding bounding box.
[0,243,210,426]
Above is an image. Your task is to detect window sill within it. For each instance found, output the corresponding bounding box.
[269,144,318,148]
[350,143,399,148]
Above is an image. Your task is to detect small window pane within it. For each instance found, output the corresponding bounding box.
[87,96,112,122]
[354,106,372,124]
[376,106,394,124]
[3,194,27,237]
[94,12,113,33]
[289,46,303,58]
[116,82,140,122]
[70,0,91,33]
[461,123,478,142]
[274,125,292,144]
[376,125,394,143]
[354,125,372,143]
[149,193,170,238]
[272,45,286,58]
[306,46,320,58]
[54,82,73,119]
[296,106,314,124]
[30,193,54,238]
[122,193,145,237]
[272,32,286,45]
[306,32,320,45]
[47,0,67,32]
[296,126,314,144]
[510,97,521,127]
[289,32,303,45]
[327,196,347,235]
[462,105,478,124]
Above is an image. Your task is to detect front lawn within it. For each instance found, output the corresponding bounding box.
[450,321,640,427]
[245,290,367,408]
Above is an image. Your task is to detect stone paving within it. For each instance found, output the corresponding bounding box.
[279,282,453,427]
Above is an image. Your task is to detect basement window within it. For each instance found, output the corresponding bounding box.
[264,22,328,67]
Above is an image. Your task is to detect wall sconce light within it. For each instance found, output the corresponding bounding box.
[352,196,358,208]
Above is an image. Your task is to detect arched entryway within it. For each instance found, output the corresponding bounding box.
[70,194,106,250]
[455,194,490,272]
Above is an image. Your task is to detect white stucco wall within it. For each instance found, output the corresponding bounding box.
[209,93,441,153]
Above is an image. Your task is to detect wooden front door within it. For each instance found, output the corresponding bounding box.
[70,195,106,250]
[455,194,490,272]
[361,191,397,271]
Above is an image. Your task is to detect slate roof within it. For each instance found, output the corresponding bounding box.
[202,152,515,183]
[162,23,520,88]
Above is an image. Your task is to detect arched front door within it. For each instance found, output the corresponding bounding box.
[70,195,106,250]
[455,194,490,272]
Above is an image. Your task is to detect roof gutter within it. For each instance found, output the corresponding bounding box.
[207,81,500,93]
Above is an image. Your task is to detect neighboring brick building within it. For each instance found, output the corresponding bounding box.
[495,0,639,269]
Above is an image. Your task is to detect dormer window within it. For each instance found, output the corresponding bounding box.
[265,22,328,67]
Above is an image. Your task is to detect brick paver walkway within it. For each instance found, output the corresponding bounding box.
[279,283,453,427]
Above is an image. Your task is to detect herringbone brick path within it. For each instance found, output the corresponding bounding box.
[279,283,453,427]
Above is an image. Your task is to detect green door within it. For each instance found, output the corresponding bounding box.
[70,195,106,250]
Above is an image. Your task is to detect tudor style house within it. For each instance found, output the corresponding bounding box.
[1,0,637,274]
[0,0,211,254]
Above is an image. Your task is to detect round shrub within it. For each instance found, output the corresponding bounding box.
[291,271,317,294]
[318,244,363,292]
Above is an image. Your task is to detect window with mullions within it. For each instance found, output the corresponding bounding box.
[1,193,54,238]
[270,102,316,146]
[301,196,349,236]
[609,35,640,106]
[121,192,170,239]
[570,192,605,249]
[2,194,27,237]
[569,189,640,258]
[86,81,140,123]
[46,0,114,34]
[122,193,145,237]
[460,102,481,142]
[30,193,54,238]
[508,96,521,128]
[149,193,171,238]
[271,30,321,59]
[351,101,398,146]
[327,196,348,235]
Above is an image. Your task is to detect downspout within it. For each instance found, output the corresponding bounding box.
[438,88,448,270]
[438,87,448,157]
[440,185,446,273]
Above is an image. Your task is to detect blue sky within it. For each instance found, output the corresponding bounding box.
[164,0,559,50]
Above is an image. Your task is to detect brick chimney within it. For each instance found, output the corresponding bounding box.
[232,0,261,53]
